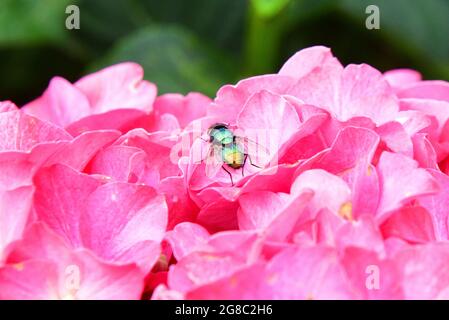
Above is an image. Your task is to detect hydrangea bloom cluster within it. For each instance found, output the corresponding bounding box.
[1,46,449,299]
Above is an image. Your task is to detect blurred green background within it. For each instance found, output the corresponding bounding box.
[1,0,448,105]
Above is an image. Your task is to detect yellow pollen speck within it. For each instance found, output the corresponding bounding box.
[367,166,373,176]
[129,79,140,92]
[339,167,353,177]
[306,293,315,300]
[61,293,76,300]
[204,254,219,261]
[99,175,112,181]
[158,254,168,270]
[339,202,353,221]
[13,263,24,271]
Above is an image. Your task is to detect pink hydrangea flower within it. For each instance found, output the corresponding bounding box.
[1,46,449,299]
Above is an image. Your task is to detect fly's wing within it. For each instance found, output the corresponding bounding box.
[204,144,224,179]
[191,138,210,165]
[234,136,270,168]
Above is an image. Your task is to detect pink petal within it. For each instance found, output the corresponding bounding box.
[343,163,380,218]
[45,130,121,171]
[237,90,301,164]
[154,93,211,128]
[279,45,341,79]
[0,141,67,190]
[400,98,449,138]
[2,223,145,299]
[289,63,399,124]
[191,162,301,208]
[262,246,353,299]
[291,169,351,219]
[22,77,90,127]
[117,129,180,183]
[0,101,19,113]
[0,187,34,261]
[287,50,343,112]
[396,243,449,299]
[341,247,403,299]
[165,222,210,261]
[151,285,185,300]
[376,121,413,157]
[210,74,293,124]
[196,200,239,233]
[383,69,421,89]
[159,176,199,230]
[206,231,260,260]
[0,260,59,299]
[34,164,168,271]
[338,64,399,124]
[0,110,72,152]
[33,164,103,247]
[381,206,436,243]
[397,110,436,137]
[238,190,313,241]
[398,80,449,102]
[68,250,144,300]
[312,127,381,217]
[314,126,379,174]
[80,182,167,271]
[6,222,74,263]
[311,209,345,246]
[238,191,289,231]
[186,264,267,299]
[0,253,144,300]
[276,100,329,164]
[168,251,248,293]
[335,215,385,255]
[419,169,449,240]
[376,152,439,221]
[412,134,438,169]
[74,62,156,114]
[66,109,152,136]
[87,145,146,182]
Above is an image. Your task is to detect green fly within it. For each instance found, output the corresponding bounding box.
[203,123,268,185]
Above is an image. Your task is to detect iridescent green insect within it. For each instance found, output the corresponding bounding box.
[203,123,267,185]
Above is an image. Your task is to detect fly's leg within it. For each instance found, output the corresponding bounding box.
[242,154,262,178]
[222,165,234,186]
[248,154,262,169]
[242,154,248,177]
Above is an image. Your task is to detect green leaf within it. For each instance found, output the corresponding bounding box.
[339,0,449,67]
[0,0,74,46]
[285,0,337,25]
[73,0,247,55]
[74,0,149,51]
[140,0,248,53]
[251,0,291,19]
[244,0,336,76]
[91,26,237,97]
